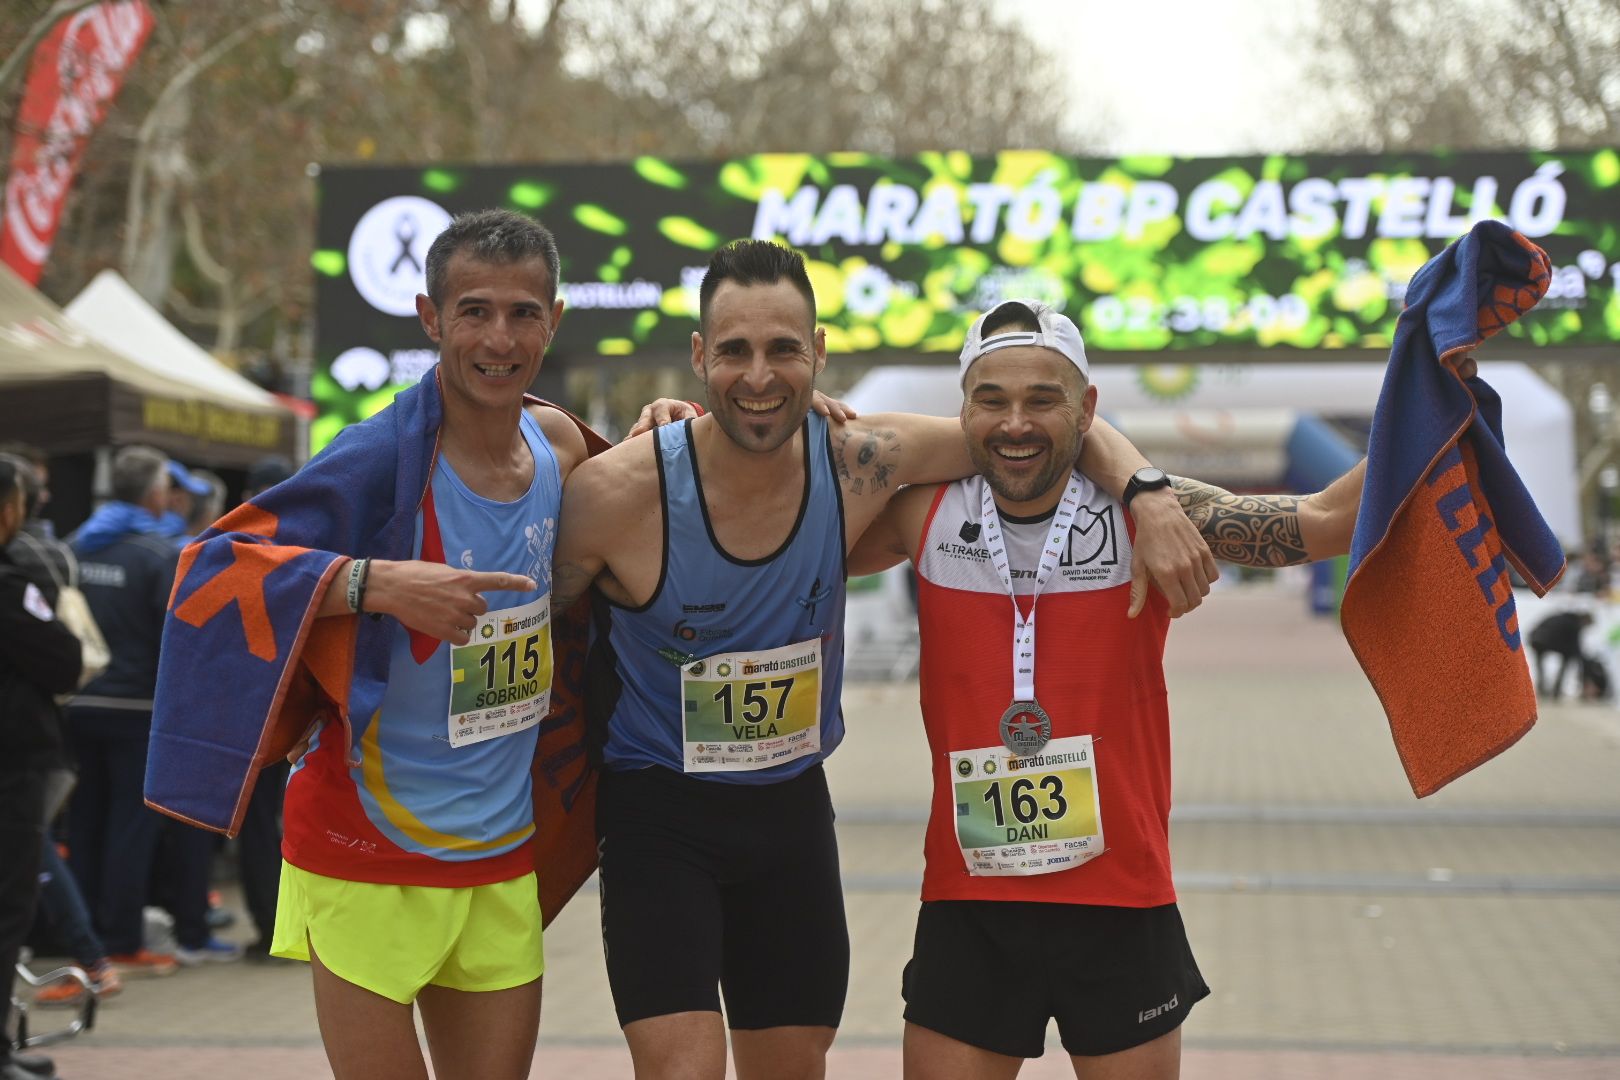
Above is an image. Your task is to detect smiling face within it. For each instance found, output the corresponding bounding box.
[961,345,1097,511]
[691,279,826,454]
[417,252,563,414]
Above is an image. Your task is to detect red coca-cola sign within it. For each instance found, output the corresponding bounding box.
[1,1,154,284]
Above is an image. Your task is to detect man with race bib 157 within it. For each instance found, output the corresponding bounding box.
[549,242,1220,1080]
[850,299,1380,1080]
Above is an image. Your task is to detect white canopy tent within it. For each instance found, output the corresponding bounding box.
[842,361,1580,549]
[65,269,284,410]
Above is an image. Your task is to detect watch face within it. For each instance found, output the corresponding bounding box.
[1134,467,1168,486]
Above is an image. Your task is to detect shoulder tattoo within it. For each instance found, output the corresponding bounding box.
[1171,476,1308,567]
[832,425,902,497]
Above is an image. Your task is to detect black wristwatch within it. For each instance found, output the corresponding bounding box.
[1122,467,1172,509]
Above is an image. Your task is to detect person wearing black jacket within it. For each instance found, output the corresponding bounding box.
[65,447,181,974]
[1,454,82,1080]
[1528,609,1596,700]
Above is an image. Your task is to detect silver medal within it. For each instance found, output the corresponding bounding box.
[999,700,1051,758]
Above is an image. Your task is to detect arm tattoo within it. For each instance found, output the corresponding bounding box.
[549,559,600,616]
[1170,476,1309,567]
[831,425,902,497]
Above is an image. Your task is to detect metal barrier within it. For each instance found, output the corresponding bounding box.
[10,955,97,1050]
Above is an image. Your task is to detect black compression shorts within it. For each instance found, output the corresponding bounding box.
[902,899,1208,1059]
[595,763,849,1029]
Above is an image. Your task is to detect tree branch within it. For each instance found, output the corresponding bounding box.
[0,0,104,103]
[121,10,288,274]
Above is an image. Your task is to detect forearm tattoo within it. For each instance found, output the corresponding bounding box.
[832,426,901,497]
[1170,476,1309,567]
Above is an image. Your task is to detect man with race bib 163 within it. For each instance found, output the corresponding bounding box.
[550,242,1221,1080]
[851,299,1377,1080]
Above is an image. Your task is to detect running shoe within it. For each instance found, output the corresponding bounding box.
[141,906,177,953]
[174,937,244,965]
[108,948,179,977]
[33,961,123,1007]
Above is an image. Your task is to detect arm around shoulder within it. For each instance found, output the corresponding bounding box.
[848,483,936,577]
[551,448,646,611]
[831,412,975,494]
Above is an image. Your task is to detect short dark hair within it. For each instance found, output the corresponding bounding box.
[698,240,816,333]
[979,301,1040,337]
[424,209,561,308]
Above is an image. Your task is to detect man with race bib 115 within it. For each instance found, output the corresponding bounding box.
[151,210,597,1080]
[851,299,1379,1080]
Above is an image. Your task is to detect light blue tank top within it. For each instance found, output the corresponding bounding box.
[334,410,561,861]
[595,413,846,784]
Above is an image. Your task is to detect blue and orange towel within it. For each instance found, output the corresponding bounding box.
[1343,221,1564,797]
[146,371,605,919]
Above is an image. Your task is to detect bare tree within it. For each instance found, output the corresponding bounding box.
[16,0,1081,396]
[1301,0,1620,151]
[562,0,1085,155]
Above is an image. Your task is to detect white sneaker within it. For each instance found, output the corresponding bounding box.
[142,906,177,953]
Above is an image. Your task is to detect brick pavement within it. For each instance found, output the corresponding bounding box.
[38,1044,1620,1079]
[18,586,1620,1078]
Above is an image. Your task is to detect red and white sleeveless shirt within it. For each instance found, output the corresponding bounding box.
[913,473,1175,907]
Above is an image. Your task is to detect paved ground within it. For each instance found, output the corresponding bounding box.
[21,586,1620,1078]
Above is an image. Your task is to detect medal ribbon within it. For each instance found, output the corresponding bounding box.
[978,471,1083,704]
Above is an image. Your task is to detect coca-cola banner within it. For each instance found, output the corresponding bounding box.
[1,1,154,284]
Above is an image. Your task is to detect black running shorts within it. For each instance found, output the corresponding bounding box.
[595,763,849,1029]
[902,899,1208,1059]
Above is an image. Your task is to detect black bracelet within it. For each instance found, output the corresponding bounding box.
[354,558,371,613]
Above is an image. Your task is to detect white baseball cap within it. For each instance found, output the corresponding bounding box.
[959,299,1089,387]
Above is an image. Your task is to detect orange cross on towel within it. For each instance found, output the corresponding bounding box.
[172,505,304,662]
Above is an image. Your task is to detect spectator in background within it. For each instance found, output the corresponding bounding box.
[159,461,213,541]
[66,446,182,976]
[1572,550,1610,596]
[3,452,124,1008]
[1528,610,1595,700]
[150,461,242,964]
[0,443,58,543]
[184,469,225,541]
[0,453,83,1080]
[6,446,76,624]
[236,456,294,960]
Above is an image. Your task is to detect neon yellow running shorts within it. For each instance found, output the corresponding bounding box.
[269,861,544,1004]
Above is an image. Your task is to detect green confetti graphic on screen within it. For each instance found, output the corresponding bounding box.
[311,150,1619,442]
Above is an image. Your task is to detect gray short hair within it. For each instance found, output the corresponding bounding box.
[110,445,168,506]
[425,209,561,308]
